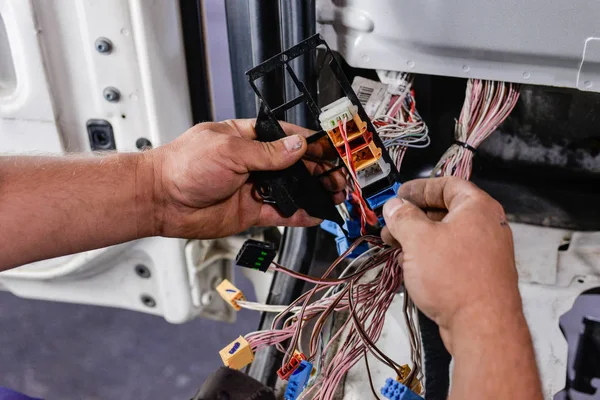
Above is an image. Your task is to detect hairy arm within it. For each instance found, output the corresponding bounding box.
[446,304,540,399]
[0,153,155,270]
[0,120,345,272]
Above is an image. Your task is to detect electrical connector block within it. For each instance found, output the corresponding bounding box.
[277,351,306,381]
[218,336,254,370]
[366,182,401,211]
[284,360,313,400]
[318,97,358,132]
[380,378,424,400]
[216,279,245,311]
[320,97,391,187]
[357,158,392,188]
[235,239,276,272]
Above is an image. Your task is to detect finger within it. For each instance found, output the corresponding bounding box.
[231,135,307,172]
[397,177,483,212]
[221,119,316,141]
[307,162,347,193]
[426,209,448,222]
[279,120,316,138]
[381,226,400,247]
[280,121,336,160]
[382,197,435,247]
[222,119,337,163]
[220,119,257,139]
[332,190,346,205]
[257,205,322,227]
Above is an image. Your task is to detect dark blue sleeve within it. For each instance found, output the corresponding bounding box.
[0,388,42,400]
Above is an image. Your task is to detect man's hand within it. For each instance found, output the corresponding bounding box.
[382,177,543,399]
[146,119,345,239]
[381,177,518,337]
[0,119,344,271]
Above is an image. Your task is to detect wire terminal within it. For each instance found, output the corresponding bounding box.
[235,239,277,272]
[277,351,306,381]
[380,378,423,400]
[216,279,245,311]
[396,364,422,394]
[218,335,254,370]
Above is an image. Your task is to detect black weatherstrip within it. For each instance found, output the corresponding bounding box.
[179,0,213,122]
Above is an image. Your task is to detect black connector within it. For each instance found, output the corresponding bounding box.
[235,239,277,272]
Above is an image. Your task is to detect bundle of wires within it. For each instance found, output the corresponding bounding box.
[236,237,423,400]
[410,79,521,398]
[432,79,520,179]
[372,77,430,169]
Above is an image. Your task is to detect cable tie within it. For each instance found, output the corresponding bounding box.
[454,140,477,153]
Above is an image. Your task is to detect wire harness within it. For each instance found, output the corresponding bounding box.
[432,79,520,179]
[219,238,424,400]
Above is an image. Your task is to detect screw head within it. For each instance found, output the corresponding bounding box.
[103,87,121,102]
[141,294,156,308]
[135,264,151,278]
[95,37,113,54]
[201,291,214,306]
[136,138,153,150]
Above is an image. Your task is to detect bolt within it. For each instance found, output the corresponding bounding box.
[103,87,121,102]
[141,294,156,308]
[135,264,151,278]
[95,38,113,54]
[136,138,153,150]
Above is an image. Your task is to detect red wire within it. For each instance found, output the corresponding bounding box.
[338,119,356,177]
[337,119,379,232]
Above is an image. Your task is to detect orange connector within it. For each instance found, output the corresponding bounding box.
[277,351,306,380]
[219,335,254,370]
[326,114,368,147]
[216,279,245,311]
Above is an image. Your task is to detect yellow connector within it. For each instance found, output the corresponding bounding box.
[397,364,422,394]
[219,336,254,370]
[216,279,245,311]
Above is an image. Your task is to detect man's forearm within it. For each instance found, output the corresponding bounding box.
[446,305,543,399]
[0,153,156,271]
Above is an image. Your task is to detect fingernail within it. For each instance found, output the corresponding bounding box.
[283,135,303,152]
[383,198,406,219]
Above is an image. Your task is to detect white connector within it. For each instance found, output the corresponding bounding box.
[319,97,358,132]
[357,158,392,188]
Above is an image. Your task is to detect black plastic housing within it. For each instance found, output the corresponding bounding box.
[235,239,277,272]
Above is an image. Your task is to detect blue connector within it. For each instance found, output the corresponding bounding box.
[320,201,367,257]
[335,236,369,258]
[366,182,401,211]
[284,360,313,400]
[380,378,423,400]
[320,220,339,236]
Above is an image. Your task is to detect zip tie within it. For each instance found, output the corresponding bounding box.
[454,140,477,153]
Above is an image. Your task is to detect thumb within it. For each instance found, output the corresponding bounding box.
[382,197,434,246]
[239,135,307,172]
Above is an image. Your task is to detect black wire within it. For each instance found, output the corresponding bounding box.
[348,279,403,376]
[364,350,382,399]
